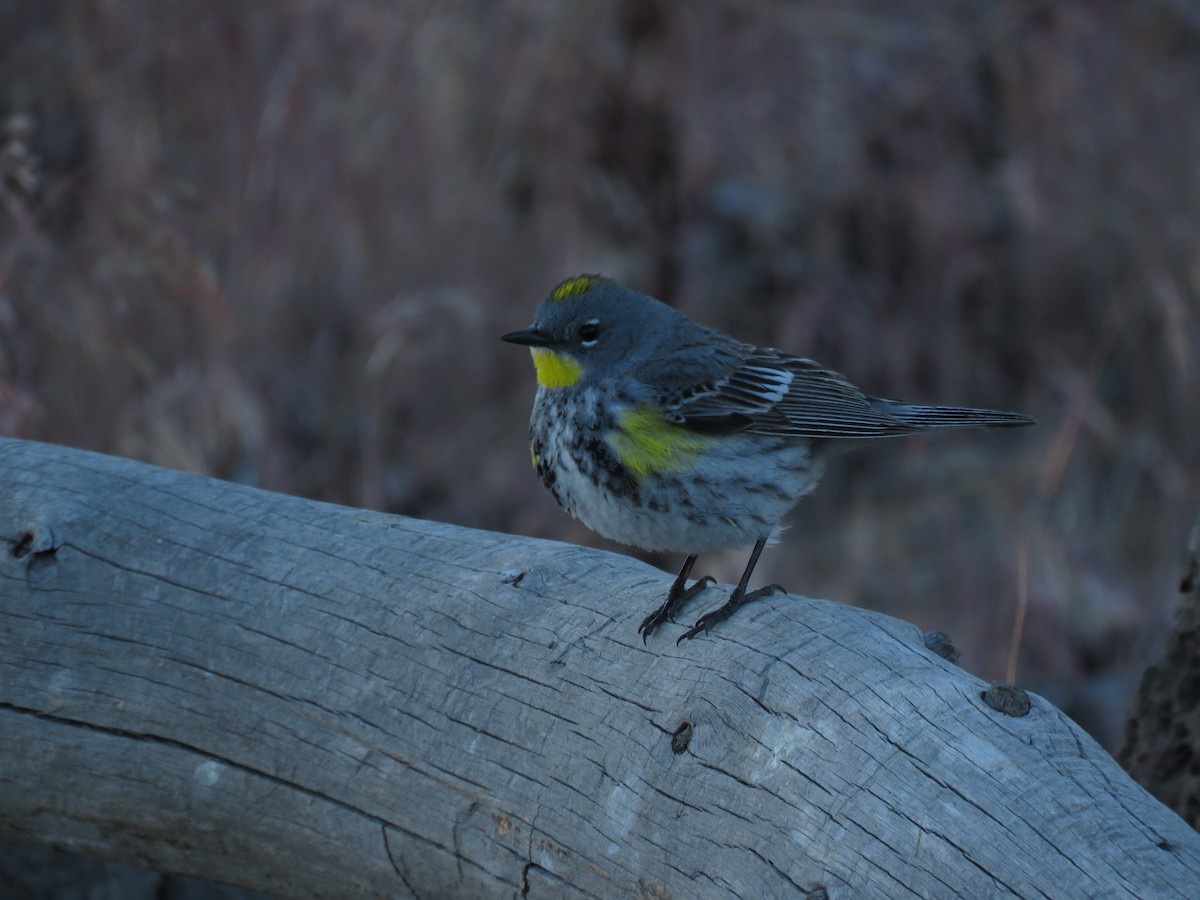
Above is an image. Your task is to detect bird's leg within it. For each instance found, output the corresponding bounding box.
[638,554,716,642]
[678,536,783,642]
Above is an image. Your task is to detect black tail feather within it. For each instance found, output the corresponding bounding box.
[869,398,1035,430]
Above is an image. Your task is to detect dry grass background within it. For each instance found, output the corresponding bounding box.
[3,0,1199,756]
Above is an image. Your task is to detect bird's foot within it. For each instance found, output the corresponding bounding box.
[639,576,716,642]
[677,583,785,643]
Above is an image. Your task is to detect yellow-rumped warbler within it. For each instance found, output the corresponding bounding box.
[503,274,1034,642]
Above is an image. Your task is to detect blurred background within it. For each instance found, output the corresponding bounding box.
[2,0,1198,763]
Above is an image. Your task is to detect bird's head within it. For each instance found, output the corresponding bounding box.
[501,275,675,389]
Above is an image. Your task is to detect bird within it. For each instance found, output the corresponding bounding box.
[502,274,1034,642]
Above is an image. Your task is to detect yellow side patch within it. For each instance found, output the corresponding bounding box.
[530,444,539,469]
[608,404,710,478]
[530,348,583,388]
[549,275,598,303]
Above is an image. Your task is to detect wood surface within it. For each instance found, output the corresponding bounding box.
[2,437,1198,898]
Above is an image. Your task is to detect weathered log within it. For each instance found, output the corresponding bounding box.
[1,438,1197,898]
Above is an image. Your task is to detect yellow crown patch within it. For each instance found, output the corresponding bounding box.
[549,274,602,303]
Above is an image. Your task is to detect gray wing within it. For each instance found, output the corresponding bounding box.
[662,347,919,439]
[647,327,1034,438]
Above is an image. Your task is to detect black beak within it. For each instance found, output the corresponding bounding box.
[500,327,552,347]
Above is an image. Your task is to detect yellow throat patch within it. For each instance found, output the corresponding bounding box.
[608,404,710,478]
[530,348,582,389]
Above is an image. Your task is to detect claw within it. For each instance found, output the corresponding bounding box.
[676,584,785,643]
[639,575,715,641]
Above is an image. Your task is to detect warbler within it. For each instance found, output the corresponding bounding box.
[502,274,1034,642]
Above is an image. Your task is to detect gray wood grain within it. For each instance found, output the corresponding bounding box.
[1,437,1197,898]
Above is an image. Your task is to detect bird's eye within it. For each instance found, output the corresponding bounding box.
[577,320,601,346]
